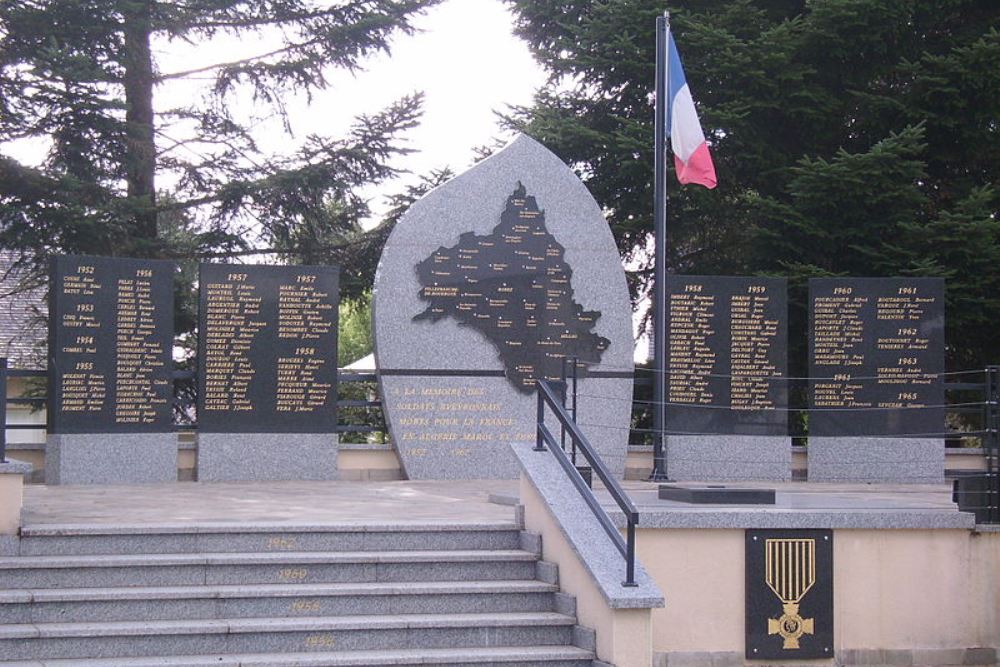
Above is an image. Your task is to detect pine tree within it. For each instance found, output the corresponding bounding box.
[503,0,999,369]
[0,0,439,301]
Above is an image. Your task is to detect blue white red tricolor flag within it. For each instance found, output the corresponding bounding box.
[666,29,717,189]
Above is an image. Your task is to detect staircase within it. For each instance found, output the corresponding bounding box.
[0,522,599,666]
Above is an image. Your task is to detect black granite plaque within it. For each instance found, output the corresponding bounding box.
[746,529,833,660]
[197,263,339,433]
[664,276,787,435]
[48,255,175,434]
[809,278,944,437]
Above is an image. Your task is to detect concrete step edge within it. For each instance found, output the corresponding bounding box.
[20,522,521,537]
[0,579,558,604]
[0,644,596,666]
[0,549,538,570]
[0,611,578,640]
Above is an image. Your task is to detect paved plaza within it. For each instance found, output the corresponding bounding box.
[19,477,975,530]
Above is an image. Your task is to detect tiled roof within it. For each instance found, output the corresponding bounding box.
[0,251,46,369]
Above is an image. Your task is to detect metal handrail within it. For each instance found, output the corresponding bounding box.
[535,379,639,587]
[985,366,999,523]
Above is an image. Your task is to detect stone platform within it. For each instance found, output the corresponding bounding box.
[21,479,519,527]
[19,477,974,531]
[8,478,992,667]
[611,479,976,529]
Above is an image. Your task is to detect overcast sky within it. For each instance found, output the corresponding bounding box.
[3,0,546,219]
[159,0,548,221]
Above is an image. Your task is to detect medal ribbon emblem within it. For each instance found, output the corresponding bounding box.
[764,538,816,649]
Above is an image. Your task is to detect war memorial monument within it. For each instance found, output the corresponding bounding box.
[0,134,994,667]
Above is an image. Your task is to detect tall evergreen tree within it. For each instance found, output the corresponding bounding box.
[504,0,999,370]
[0,0,439,301]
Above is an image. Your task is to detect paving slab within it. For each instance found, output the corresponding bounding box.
[21,480,518,527]
[606,479,976,529]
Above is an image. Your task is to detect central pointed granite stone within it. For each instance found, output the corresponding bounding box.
[373,135,633,479]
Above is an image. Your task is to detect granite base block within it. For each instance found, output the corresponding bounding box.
[665,436,791,482]
[808,437,944,483]
[197,433,338,482]
[46,433,177,485]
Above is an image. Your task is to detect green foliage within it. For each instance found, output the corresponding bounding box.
[338,294,374,367]
[504,0,999,370]
[0,0,440,306]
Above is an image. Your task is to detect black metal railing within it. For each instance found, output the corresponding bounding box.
[0,363,46,463]
[535,379,639,587]
[956,365,1000,523]
[0,362,386,462]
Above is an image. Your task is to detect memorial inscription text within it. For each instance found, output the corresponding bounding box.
[49,255,174,433]
[197,264,339,433]
[665,276,787,435]
[809,277,944,436]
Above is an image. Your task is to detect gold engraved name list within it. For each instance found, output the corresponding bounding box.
[873,286,935,407]
[202,273,264,412]
[58,265,105,414]
[730,286,780,411]
[668,284,716,405]
[275,276,334,413]
[812,287,869,408]
[114,269,168,423]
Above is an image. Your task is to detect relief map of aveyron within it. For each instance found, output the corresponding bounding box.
[414,182,610,394]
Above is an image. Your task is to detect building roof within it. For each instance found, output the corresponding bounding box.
[0,251,46,369]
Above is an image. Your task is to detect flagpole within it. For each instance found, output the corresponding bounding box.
[650,11,669,481]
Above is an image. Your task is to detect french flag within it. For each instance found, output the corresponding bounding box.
[667,29,717,189]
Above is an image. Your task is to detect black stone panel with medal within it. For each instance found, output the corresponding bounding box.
[665,276,787,435]
[48,255,175,434]
[197,263,339,433]
[745,529,833,660]
[809,277,945,436]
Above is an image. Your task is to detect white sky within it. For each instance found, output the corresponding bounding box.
[3,0,546,219]
[156,0,548,221]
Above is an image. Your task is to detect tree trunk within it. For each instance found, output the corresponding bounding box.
[123,1,157,246]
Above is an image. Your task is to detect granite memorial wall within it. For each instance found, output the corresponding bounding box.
[39,240,948,484]
[373,135,634,479]
[46,255,177,484]
[663,275,790,481]
[807,277,945,482]
[196,263,340,480]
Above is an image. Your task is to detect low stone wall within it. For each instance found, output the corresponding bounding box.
[5,440,404,483]
[511,442,664,665]
[639,527,999,666]
[625,445,989,481]
[0,459,31,534]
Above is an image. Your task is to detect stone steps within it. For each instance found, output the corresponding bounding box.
[0,524,598,665]
[0,580,563,623]
[0,644,597,666]
[0,612,578,661]
[17,524,523,556]
[0,550,540,589]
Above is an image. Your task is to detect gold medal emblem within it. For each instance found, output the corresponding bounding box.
[764,538,816,649]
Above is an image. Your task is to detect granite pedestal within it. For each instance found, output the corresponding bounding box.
[807,437,944,483]
[46,434,177,485]
[197,433,339,482]
[665,436,791,482]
